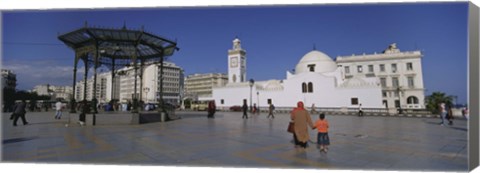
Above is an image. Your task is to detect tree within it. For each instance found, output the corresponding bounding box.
[2,88,16,112]
[425,92,453,114]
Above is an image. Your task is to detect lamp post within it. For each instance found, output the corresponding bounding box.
[257,91,259,113]
[249,79,255,113]
[453,95,458,107]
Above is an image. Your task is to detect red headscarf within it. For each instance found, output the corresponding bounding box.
[296,101,304,110]
[291,101,305,119]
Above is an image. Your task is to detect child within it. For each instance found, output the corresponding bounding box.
[313,113,330,153]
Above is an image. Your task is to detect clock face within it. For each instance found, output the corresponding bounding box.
[230,57,238,67]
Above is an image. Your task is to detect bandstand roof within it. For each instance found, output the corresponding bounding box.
[58,25,178,67]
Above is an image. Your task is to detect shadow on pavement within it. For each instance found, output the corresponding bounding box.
[2,137,38,144]
[448,126,467,132]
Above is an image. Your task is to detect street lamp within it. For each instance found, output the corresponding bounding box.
[249,79,255,113]
[453,95,458,107]
[257,91,259,113]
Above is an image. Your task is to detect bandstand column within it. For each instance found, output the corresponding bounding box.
[111,58,115,102]
[70,55,79,113]
[139,59,144,105]
[92,46,99,125]
[132,48,139,113]
[159,52,164,112]
[82,58,88,114]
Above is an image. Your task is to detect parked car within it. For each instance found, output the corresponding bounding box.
[229,105,242,112]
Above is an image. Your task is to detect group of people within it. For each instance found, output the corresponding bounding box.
[9,100,70,126]
[240,101,276,119]
[438,102,464,126]
[289,101,330,153]
[234,100,330,153]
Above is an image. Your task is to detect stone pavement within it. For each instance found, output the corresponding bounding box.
[1,110,468,172]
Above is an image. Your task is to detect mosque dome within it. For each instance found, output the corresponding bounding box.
[295,50,337,74]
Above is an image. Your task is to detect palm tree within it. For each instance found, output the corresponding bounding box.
[425,92,453,114]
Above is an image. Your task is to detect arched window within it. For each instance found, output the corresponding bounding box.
[308,82,313,93]
[302,83,307,93]
[407,96,419,104]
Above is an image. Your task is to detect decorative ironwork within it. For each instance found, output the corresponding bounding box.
[58,23,178,123]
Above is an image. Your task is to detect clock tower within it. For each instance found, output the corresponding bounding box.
[228,37,247,83]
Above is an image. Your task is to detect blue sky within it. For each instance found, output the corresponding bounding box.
[2,2,469,104]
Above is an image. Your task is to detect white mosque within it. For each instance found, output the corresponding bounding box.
[211,38,384,109]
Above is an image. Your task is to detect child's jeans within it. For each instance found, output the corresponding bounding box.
[317,132,330,145]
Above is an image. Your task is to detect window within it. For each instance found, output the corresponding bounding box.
[351,98,359,105]
[380,78,387,87]
[406,63,413,71]
[307,64,316,72]
[344,66,350,74]
[267,99,272,105]
[221,99,224,104]
[392,77,399,87]
[408,77,415,88]
[302,83,307,93]
[380,64,385,72]
[391,64,397,73]
[382,91,387,97]
[308,82,313,93]
[368,65,374,73]
[357,65,363,73]
[407,96,419,104]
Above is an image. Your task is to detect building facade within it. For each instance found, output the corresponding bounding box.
[336,43,425,109]
[74,62,183,105]
[184,73,228,100]
[1,69,16,90]
[212,38,383,109]
[33,84,73,101]
[140,62,184,105]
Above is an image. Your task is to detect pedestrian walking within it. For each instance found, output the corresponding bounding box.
[313,113,330,153]
[311,104,317,114]
[54,100,63,119]
[78,100,87,126]
[242,100,248,119]
[358,103,363,117]
[44,102,49,112]
[291,101,314,149]
[267,103,275,119]
[447,104,454,125]
[253,103,257,114]
[439,102,447,126]
[13,100,28,126]
[207,101,216,119]
[462,107,469,120]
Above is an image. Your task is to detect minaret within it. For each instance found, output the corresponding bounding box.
[228,37,247,83]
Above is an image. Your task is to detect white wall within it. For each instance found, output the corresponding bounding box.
[213,72,383,109]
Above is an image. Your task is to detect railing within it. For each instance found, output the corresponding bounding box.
[220,106,434,116]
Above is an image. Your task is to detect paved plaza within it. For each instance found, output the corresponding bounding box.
[1,110,468,172]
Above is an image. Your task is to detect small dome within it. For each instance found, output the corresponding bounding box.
[295,50,337,74]
[264,80,283,91]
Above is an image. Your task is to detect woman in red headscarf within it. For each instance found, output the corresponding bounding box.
[291,101,314,149]
[207,101,216,119]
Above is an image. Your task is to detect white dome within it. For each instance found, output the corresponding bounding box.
[295,50,337,74]
[263,80,283,91]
